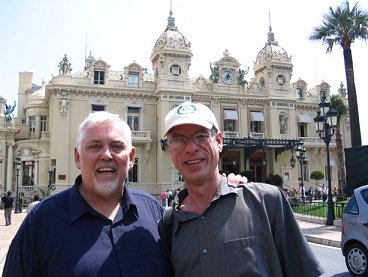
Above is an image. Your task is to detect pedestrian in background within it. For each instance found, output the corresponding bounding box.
[1,191,14,226]
[167,190,174,207]
[161,190,168,207]
[159,102,323,276]
[26,194,41,213]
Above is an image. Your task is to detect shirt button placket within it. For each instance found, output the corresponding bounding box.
[199,215,208,256]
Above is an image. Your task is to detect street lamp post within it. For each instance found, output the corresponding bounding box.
[314,97,338,226]
[290,154,296,169]
[295,142,306,202]
[14,156,21,214]
[48,167,53,189]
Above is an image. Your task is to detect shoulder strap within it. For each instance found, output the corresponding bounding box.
[162,206,174,255]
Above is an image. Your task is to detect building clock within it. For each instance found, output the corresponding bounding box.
[221,70,234,85]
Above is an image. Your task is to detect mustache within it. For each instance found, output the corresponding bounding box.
[95,162,117,170]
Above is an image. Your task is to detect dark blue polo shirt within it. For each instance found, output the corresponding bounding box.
[3,175,171,277]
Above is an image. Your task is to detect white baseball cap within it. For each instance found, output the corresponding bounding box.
[164,102,219,136]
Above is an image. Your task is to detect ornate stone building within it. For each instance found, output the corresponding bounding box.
[0,11,351,204]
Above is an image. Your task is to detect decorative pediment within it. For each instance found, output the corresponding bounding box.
[92,59,109,70]
[17,145,41,157]
[215,49,241,68]
[193,75,210,91]
[126,62,142,72]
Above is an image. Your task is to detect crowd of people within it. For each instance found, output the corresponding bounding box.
[160,189,180,207]
[287,182,341,204]
[296,184,333,202]
[3,104,324,276]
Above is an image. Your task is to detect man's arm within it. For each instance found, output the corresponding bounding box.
[271,189,324,277]
[3,216,39,276]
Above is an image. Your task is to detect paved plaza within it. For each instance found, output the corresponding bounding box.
[0,210,27,273]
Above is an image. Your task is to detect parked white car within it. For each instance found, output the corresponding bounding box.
[341,184,368,276]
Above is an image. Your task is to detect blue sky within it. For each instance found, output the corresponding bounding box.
[1,0,367,144]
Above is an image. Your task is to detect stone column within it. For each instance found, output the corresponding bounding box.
[6,141,15,192]
[0,141,3,192]
[34,155,39,187]
[0,156,3,192]
[35,115,41,139]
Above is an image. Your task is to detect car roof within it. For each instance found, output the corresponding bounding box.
[354,184,368,195]
[352,184,368,206]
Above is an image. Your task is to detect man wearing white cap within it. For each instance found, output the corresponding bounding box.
[160,102,323,277]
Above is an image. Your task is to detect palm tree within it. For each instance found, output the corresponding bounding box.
[309,1,368,147]
[330,85,349,199]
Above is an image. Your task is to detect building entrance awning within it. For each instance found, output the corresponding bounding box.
[222,137,302,160]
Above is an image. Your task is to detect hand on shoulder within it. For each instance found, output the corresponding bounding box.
[225,173,248,187]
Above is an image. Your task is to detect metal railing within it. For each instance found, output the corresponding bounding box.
[289,197,346,220]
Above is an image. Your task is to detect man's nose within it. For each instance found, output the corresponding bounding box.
[101,146,113,159]
[183,137,199,151]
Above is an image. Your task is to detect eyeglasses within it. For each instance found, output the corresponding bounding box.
[169,129,217,150]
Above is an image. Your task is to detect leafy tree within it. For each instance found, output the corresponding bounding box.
[310,170,325,185]
[331,87,349,196]
[271,174,283,188]
[309,1,368,147]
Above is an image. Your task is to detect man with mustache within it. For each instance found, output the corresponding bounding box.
[159,102,324,277]
[3,112,171,276]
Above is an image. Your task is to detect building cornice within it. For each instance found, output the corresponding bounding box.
[50,88,158,101]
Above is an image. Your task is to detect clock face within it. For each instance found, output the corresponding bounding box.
[221,70,234,85]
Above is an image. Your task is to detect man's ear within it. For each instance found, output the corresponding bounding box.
[74,148,81,169]
[216,132,223,152]
[128,147,136,170]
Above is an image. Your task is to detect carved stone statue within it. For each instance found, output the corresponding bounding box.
[279,112,288,134]
[4,101,16,121]
[58,54,72,75]
[209,63,220,83]
[238,67,249,88]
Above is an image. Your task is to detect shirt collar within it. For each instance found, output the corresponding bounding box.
[68,175,138,224]
[176,175,239,206]
[173,175,239,235]
[120,180,139,218]
[216,175,240,198]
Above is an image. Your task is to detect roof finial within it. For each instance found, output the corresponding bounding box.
[269,12,272,32]
[167,0,176,30]
[84,33,87,60]
[267,12,276,45]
